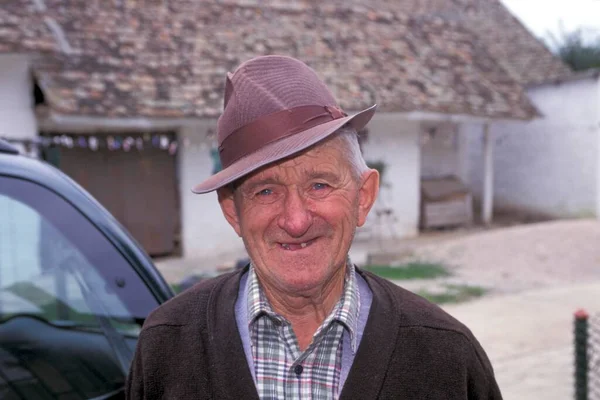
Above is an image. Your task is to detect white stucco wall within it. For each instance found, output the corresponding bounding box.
[596,79,600,217]
[462,77,600,217]
[460,123,485,201]
[0,54,37,142]
[178,121,244,259]
[360,115,420,239]
[420,122,461,179]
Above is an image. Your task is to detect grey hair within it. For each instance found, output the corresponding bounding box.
[324,126,369,181]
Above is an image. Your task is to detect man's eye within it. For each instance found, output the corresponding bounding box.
[257,188,273,196]
[313,182,330,190]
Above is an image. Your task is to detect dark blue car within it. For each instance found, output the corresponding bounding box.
[0,139,174,399]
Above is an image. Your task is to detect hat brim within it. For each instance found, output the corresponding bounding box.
[192,104,377,194]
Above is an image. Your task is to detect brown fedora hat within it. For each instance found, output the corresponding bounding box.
[192,55,377,194]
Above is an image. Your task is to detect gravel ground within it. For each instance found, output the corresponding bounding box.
[372,219,600,295]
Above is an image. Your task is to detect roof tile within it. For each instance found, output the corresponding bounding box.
[1,0,566,119]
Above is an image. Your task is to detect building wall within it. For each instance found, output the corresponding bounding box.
[462,77,600,217]
[420,122,461,179]
[0,54,37,142]
[178,121,244,259]
[596,79,600,218]
[360,115,420,239]
[460,123,485,201]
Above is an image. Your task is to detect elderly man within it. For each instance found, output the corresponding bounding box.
[127,55,501,399]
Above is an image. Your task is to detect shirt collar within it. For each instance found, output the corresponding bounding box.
[246,264,280,323]
[246,258,362,352]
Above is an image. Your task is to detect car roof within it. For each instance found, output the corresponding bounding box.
[0,139,173,303]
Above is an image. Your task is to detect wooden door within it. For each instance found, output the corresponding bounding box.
[55,135,180,257]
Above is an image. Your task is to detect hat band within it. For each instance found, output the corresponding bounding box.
[219,105,347,168]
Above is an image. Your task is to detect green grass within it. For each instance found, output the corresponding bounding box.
[170,283,182,294]
[417,284,487,305]
[7,282,95,324]
[362,262,450,280]
[4,282,141,333]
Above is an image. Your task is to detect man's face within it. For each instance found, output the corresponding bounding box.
[218,140,379,296]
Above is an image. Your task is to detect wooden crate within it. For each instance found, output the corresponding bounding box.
[420,176,473,229]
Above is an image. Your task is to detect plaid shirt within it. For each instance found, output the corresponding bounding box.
[247,262,361,400]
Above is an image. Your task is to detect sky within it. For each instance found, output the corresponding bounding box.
[500,0,600,47]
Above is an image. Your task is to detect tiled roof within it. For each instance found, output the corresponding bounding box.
[0,0,563,120]
[0,2,58,53]
[454,0,572,86]
[351,0,572,86]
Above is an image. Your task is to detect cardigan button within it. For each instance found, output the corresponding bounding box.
[294,364,304,376]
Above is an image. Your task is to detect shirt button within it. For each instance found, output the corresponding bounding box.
[294,364,304,376]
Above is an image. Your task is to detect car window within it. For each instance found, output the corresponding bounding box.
[0,176,161,399]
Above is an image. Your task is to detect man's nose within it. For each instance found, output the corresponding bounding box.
[277,189,312,238]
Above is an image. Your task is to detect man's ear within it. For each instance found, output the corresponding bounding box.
[357,168,380,227]
[217,186,242,236]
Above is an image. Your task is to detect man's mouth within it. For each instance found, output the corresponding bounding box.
[279,238,316,251]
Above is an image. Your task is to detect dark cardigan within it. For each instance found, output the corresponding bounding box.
[126,267,502,399]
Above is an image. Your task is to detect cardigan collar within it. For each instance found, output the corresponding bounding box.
[203,266,401,399]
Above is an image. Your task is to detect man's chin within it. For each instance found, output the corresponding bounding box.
[277,266,345,293]
[278,277,330,295]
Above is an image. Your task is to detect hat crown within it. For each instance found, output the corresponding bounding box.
[217,55,338,145]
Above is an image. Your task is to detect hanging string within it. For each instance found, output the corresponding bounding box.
[0,134,181,155]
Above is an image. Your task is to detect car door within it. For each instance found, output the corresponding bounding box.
[0,175,169,399]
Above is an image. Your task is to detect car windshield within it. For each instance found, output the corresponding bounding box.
[0,176,161,399]
[0,212,140,336]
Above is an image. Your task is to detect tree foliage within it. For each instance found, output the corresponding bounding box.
[549,29,600,71]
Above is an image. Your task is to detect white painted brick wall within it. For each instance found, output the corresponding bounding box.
[462,78,600,217]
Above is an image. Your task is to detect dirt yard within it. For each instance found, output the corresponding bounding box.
[367,218,600,295]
